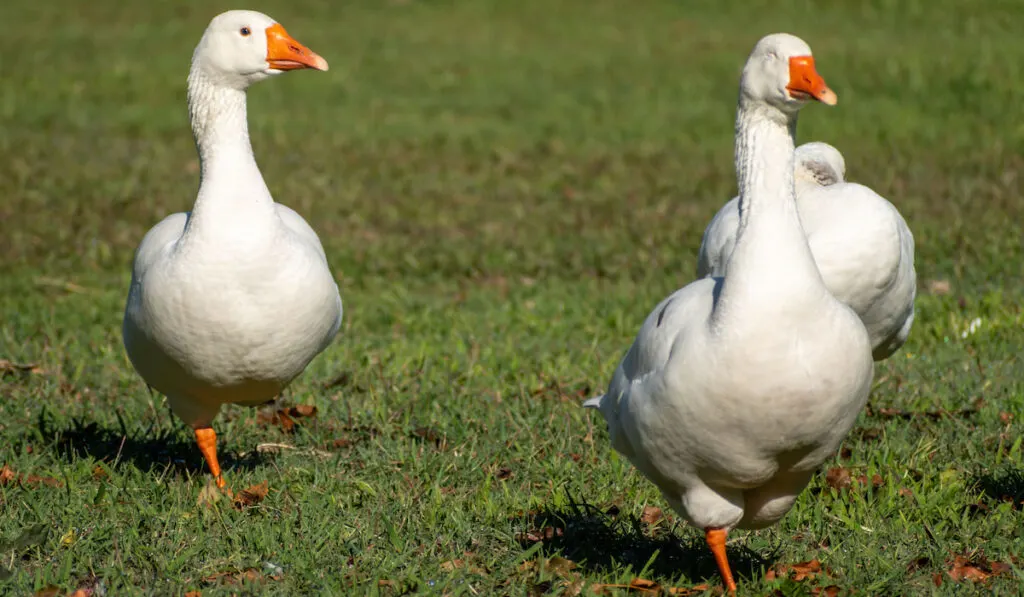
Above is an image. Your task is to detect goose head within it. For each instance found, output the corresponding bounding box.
[795,142,846,186]
[740,33,836,115]
[191,10,328,90]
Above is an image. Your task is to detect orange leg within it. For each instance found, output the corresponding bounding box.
[194,427,226,488]
[705,527,737,594]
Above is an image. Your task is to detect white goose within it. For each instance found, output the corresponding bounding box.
[697,140,916,361]
[584,34,874,592]
[122,10,342,489]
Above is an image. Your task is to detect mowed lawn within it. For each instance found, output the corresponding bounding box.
[2,0,1023,594]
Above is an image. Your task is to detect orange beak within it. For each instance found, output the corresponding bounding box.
[265,23,329,72]
[787,56,836,106]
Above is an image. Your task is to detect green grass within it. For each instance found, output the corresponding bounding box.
[2,0,1023,594]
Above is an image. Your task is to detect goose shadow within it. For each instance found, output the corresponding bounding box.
[33,409,268,480]
[972,467,1024,507]
[512,494,775,585]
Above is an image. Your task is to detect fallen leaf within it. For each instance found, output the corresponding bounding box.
[290,404,317,417]
[440,557,488,575]
[926,279,951,295]
[233,481,270,509]
[203,568,265,585]
[825,467,883,492]
[640,505,664,525]
[24,474,62,487]
[899,488,914,499]
[184,592,202,597]
[811,586,841,597]
[946,553,1012,583]
[825,467,853,491]
[440,559,463,572]
[765,560,827,582]
[0,359,45,376]
[857,473,885,489]
[256,405,318,433]
[0,465,62,488]
[495,466,514,480]
[516,526,564,544]
[624,578,662,593]
[32,586,61,597]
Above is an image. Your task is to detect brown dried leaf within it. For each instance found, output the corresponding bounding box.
[184,592,202,597]
[640,505,664,525]
[0,465,62,488]
[825,467,853,491]
[516,525,564,544]
[856,473,885,489]
[290,405,317,418]
[256,405,318,433]
[825,467,883,492]
[203,568,265,585]
[0,359,45,376]
[811,586,841,597]
[233,481,270,509]
[946,553,1012,583]
[628,578,660,592]
[765,559,825,582]
[926,279,951,295]
[495,466,514,480]
[24,474,62,487]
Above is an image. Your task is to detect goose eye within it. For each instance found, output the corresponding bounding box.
[240,27,251,37]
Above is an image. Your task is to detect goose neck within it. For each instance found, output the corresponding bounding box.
[181,66,276,243]
[712,101,826,324]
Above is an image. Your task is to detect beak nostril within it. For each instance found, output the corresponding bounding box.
[289,44,303,55]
